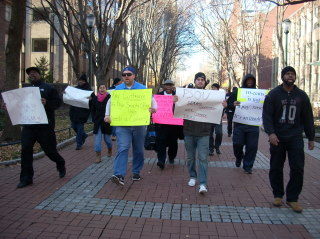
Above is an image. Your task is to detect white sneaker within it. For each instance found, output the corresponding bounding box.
[199,184,208,194]
[188,178,196,187]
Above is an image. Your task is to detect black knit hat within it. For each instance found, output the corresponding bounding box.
[281,66,296,78]
[79,74,88,82]
[26,67,41,75]
[194,72,206,81]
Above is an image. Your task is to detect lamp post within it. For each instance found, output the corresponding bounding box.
[282,19,291,66]
[86,13,95,86]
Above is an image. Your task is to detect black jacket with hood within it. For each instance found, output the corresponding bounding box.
[262,84,315,141]
[69,82,92,124]
[226,74,257,120]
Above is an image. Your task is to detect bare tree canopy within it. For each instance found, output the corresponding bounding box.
[259,0,317,6]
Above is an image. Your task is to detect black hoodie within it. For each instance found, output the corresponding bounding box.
[226,74,256,112]
[262,84,315,141]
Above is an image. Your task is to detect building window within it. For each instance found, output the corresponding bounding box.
[33,8,50,22]
[32,39,48,52]
[5,4,12,21]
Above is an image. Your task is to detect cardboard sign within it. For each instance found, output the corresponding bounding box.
[233,88,269,126]
[152,95,183,125]
[174,88,225,124]
[63,86,93,109]
[110,89,152,126]
[2,87,48,125]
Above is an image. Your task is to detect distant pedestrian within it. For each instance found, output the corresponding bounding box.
[104,66,157,186]
[69,74,92,150]
[158,87,164,93]
[91,84,112,163]
[109,78,122,141]
[263,66,315,213]
[209,83,223,156]
[175,72,211,194]
[187,83,194,88]
[16,67,66,188]
[227,74,259,174]
[225,87,237,137]
[155,80,180,170]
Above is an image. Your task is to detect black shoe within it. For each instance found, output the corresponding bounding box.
[157,162,164,170]
[111,175,124,186]
[132,173,141,181]
[216,148,221,154]
[235,159,241,167]
[209,150,214,156]
[76,145,82,150]
[17,181,33,189]
[58,167,66,178]
[168,159,174,164]
[244,169,252,174]
[228,134,231,137]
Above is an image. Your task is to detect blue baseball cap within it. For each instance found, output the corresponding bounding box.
[122,66,136,74]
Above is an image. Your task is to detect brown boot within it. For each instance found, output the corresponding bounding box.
[95,152,101,163]
[107,148,112,157]
[272,197,283,207]
[287,201,303,213]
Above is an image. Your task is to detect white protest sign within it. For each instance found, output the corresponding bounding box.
[63,86,93,109]
[174,88,225,124]
[233,88,269,126]
[1,87,48,125]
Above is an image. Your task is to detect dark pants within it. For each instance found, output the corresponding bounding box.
[71,122,87,147]
[155,124,179,164]
[269,136,305,202]
[20,126,65,183]
[209,123,222,151]
[233,123,259,170]
[227,111,234,135]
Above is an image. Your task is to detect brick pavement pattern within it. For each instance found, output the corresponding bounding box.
[1,123,320,239]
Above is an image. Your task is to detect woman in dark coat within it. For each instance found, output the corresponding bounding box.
[91,84,112,163]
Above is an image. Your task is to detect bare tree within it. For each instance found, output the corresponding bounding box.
[259,0,316,6]
[1,1,26,141]
[30,0,149,86]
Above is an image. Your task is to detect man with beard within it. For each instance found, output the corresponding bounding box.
[17,67,66,188]
[263,66,315,213]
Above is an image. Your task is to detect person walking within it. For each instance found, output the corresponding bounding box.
[17,67,66,188]
[175,72,211,194]
[104,66,157,186]
[263,66,315,213]
[91,84,112,163]
[155,79,180,170]
[226,74,259,174]
[225,87,237,137]
[209,83,223,156]
[69,74,92,150]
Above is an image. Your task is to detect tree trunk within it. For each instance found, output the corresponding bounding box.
[1,0,26,141]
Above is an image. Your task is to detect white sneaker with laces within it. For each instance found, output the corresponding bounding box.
[188,178,196,187]
[199,184,208,194]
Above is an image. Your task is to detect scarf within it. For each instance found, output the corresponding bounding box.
[97,92,108,102]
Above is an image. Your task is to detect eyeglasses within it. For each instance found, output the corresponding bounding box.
[122,73,133,77]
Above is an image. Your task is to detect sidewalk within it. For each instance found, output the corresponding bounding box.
[0,123,319,239]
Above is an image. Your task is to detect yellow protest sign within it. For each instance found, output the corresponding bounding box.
[110,89,152,126]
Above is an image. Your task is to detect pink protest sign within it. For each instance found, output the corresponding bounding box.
[152,95,183,125]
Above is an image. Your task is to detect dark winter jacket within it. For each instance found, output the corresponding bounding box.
[69,82,92,124]
[262,84,315,141]
[25,79,61,129]
[91,94,112,135]
[226,74,257,112]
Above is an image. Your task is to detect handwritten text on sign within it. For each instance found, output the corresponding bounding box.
[110,89,152,126]
[152,95,183,125]
[233,88,269,126]
[174,88,225,124]
[1,87,48,125]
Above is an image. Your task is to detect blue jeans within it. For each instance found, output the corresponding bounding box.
[114,126,146,177]
[94,127,112,152]
[184,135,209,186]
[71,122,87,147]
[112,126,117,137]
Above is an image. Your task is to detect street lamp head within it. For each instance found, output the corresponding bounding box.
[282,19,291,34]
[86,14,95,28]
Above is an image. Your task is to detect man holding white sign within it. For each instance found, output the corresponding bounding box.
[226,74,259,174]
[16,67,66,188]
[174,72,215,194]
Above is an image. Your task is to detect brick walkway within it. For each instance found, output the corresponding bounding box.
[1,123,320,239]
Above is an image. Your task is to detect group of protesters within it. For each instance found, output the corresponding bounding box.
[12,65,315,214]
